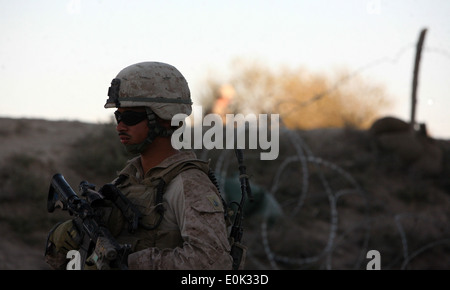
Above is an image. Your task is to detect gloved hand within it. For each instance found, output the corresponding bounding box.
[86,236,131,270]
[44,219,82,270]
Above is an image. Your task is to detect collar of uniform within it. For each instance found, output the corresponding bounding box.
[123,150,200,180]
[119,150,206,185]
[144,150,198,178]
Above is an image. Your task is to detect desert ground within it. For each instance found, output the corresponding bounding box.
[0,117,449,270]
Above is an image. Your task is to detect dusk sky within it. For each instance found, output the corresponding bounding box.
[1,0,449,138]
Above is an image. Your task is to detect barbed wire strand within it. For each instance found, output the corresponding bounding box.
[261,153,370,269]
[276,43,415,119]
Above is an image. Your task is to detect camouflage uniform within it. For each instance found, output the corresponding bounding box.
[111,150,232,269]
[45,150,233,270]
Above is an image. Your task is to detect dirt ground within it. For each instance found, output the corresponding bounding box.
[0,117,449,270]
[0,223,49,270]
[0,118,97,270]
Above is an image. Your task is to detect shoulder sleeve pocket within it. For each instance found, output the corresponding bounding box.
[191,194,224,213]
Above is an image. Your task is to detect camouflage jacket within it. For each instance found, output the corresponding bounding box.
[110,150,233,270]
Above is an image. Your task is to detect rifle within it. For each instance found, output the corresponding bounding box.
[229,149,252,270]
[47,173,131,270]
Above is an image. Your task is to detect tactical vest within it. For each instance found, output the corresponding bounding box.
[105,154,216,252]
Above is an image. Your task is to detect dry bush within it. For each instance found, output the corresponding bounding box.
[0,153,63,242]
[199,58,391,130]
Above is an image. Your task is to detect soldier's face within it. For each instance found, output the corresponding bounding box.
[115,107,149,145]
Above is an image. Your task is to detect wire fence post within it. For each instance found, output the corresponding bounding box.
[411,28,428,128]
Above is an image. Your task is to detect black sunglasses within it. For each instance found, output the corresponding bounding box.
[114,110,148,126]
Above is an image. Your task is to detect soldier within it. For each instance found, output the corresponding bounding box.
[45,61,233,270]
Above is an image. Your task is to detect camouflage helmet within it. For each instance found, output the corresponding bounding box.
[104,62,192,120]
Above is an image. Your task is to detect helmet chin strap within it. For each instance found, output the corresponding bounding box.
[123,108,175,155]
